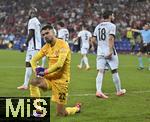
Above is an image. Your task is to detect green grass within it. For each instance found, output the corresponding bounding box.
[0,49,150,122]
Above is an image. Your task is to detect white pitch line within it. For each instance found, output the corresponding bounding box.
[132,90,150,93]
[70,93,95,97]
[44,90,150,97]
[69,90,150,97]
[0,66,24,68]
[0,65,139,69]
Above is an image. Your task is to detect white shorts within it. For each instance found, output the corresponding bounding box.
[25,50,39,62]
[81,48,89,55]
[96,54,119,70]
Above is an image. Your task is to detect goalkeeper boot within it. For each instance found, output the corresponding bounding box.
[96,92,108,99]
[75,103,82,113]
[116,89,126,96]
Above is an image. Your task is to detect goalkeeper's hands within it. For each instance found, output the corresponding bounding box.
[35,67,48,77]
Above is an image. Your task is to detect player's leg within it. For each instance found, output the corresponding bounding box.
[51,79,81,116]
[108,54,126,96]
[23,62,32,87]
[137,52,144,69]
[17,51,33,90]
[77,54,84,69]
[30,77,48,97]
[137,44,144,70]
[130,39,135,54]
[148,55,150,71]
[77,48,85,69]
[30,77,49,91]
[96,56,108,99]
[148,54,150,71]
[30,77,50,117]
[111,69,126,96]
[146,44,150,70]
[83,55,90,70]
[82,48,90,70]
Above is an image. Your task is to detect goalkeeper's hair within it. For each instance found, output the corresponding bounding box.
[41,24,57,36]
[41,24,54,31]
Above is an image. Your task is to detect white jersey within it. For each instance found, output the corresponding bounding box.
[57,28,69,41]
[27,17,41,51]
[93,22,116,56]
[78,30,92,49]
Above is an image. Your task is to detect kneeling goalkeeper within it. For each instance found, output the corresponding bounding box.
[30,24,81,116]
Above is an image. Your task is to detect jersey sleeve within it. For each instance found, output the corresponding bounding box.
[77,31,81,37]
[89,32,92,38]
[46,44,69,73]
[39,44,48,56]
[109,24,116,36]
[30,52,43,72]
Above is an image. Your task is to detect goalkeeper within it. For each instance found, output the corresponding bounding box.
[30,24,81,116]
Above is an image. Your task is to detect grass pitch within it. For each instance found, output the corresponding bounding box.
[0,50,150,122]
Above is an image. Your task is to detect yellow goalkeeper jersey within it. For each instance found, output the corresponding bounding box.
[30,38,71,81]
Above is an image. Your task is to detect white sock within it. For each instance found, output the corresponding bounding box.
[83,56,89,67]
[23,67,32,87]
[79,58,84,67]
[112,73,121,92]
[96,72,103,93]
[42,56,46,67]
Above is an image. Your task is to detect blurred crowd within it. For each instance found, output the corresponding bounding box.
[0,0,149,51]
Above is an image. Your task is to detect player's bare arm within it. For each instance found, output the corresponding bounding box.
[24,29,35,47]
[73,37,79,43]
[89,37,95,51]
[127,27,140,33]
[91,36,96,43]
[90,37,96,51]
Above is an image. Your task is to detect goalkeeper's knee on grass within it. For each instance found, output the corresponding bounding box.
[30,77,42,86]
[30,77,48,91]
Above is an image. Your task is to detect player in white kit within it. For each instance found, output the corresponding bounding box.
[17,8,42,90]
[73,25,92,70]
[92,10,126,98]
[57,21,69,42]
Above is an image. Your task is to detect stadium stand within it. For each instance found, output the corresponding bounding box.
[0,0,149,52]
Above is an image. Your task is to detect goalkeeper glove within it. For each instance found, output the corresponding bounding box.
[35,67,49,77]
[35,67,45,77]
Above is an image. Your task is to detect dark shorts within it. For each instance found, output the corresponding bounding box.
[140,43,150,54]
